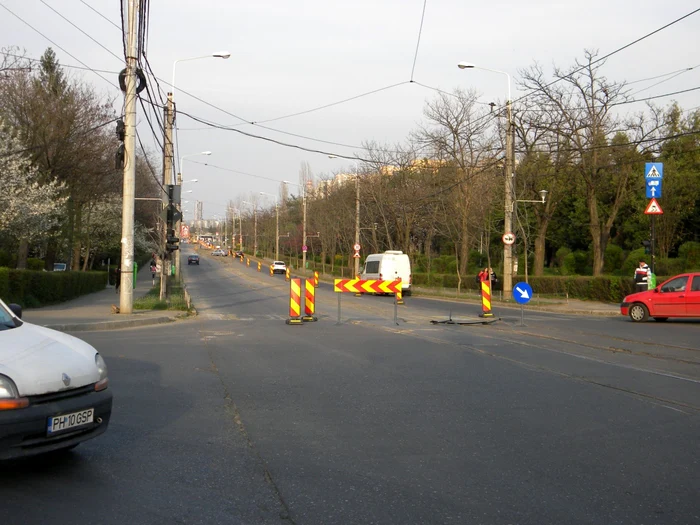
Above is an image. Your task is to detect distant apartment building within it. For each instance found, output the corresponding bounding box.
[194,200,203,221]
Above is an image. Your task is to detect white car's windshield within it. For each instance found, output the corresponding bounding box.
[0,300,19,330]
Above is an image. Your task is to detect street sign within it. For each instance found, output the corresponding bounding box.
[502,232,516,245]
[352,253,361,258]
[302,245,308,252]
[644,198,663,215]
[353,243,361,251]
[512,282,533,305]
[646,179,662,199]
[645,162,663,180]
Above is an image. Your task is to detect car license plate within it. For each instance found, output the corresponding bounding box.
[47,408,94,435]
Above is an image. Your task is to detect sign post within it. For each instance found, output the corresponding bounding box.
[512,281,533,327]
[644,163,664,275]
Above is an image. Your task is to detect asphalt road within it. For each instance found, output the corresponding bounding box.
[3,249,699,525]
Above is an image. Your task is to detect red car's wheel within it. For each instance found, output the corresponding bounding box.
[628,303,649,322]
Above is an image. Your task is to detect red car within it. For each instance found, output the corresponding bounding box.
[621,272,700,322]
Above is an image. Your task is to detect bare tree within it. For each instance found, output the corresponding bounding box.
[519,51,660,275]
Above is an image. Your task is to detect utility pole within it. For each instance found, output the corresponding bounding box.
[253,205,258,256]
[119,0,138,314]
[302,189,307,274]
[174,170,182,278]
[239,212,243,253]
[503,98,514,299]
[161,92,174,300]
[354,174,360,278]
[275,202,280,261]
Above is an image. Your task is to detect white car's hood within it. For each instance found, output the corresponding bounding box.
[0,322,99,396]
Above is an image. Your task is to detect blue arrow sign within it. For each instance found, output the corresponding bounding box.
[512,282,533,305]
[645,162,663,180]
[646,179,662,199]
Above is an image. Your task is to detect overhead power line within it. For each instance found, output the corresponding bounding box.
[0,2,119,91]
[410,0,428,81]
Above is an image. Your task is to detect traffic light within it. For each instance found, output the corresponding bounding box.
[166,229,180,252]
[642,240,651,254]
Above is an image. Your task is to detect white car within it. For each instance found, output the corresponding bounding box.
[0,299,112,460]
[211,249,227,256]
[271,261,287,274]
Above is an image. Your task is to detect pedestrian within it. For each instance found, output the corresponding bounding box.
[150,261,157,286]
[489,268,499,290]
[634,260,651,292]
[115,266,121,294]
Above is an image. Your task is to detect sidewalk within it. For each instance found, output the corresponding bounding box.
[22,268,185,332]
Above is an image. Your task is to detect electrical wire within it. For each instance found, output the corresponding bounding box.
[136,129,167,195]
[0,2,120,91]
[252,81,411,125]
[187,159,298,184]
[628,65,700,97]
[0,116,121,158]
[1,52,120,74]
[40,1,123,64]
[511,7,700,107]
[410,0,428,81]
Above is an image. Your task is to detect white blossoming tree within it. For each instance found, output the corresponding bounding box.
[0,119,66,268]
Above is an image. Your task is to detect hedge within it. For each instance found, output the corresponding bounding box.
[0,268,108,308]
[412,273,671,303]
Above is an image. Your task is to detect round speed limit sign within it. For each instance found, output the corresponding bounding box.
[502,233,516,245]
[353,243,361,251]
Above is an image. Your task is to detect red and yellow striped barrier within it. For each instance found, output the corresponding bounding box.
[246,258,250,267]
[303,279,317,321]
[269,264,274,276]
[286,278,303,325]
[257,261,262,272]
[480,279,493,317]
[285,267,290,282]
[313,270,319,287]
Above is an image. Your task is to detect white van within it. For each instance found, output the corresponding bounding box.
[361,250,411,295]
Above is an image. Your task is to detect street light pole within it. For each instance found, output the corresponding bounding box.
[327,156,360,277]
[260,192,280,261]
[283,181,307,273]
[458,62,514,298]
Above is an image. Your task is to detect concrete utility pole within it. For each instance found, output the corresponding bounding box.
[354,173,360,278]
[275,202,280,261]
[504,97,514,298]
[302,188,307,274]
[161,92,174,300]
[119,0,139,314]
[253,205,258,256]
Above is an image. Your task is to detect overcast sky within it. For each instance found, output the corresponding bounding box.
[2,0,699,221]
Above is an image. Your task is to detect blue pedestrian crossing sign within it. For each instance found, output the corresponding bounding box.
[645,163,663,180]
[512,282,533,305]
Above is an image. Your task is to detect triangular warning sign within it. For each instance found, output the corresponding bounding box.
[644,198,663,215]
[647,166,661,178]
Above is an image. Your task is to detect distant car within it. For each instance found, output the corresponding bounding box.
[0,298,112,459]
[53,263,67,272]
[621,272,700,322]
[271,261,287,274]
[234,251,244,257]
[211,249,227,257]
[187,254,200,265]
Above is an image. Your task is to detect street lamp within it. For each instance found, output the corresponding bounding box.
[172,53,230,98]
[458,61,514,298]
[283,180,308,274]
[328,155,361,278]
[242,200,257,256]
[260,192,280,261]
